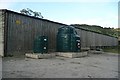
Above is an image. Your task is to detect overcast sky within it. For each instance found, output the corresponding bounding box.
[0,0,119,28]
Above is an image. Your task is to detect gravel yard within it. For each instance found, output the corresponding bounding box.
[0,57,2,79]
[1,53,119,78]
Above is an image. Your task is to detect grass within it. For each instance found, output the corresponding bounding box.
[102,46,120,54]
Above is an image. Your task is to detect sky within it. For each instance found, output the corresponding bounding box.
[0,0,119,28]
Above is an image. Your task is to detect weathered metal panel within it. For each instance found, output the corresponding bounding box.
[85,31,89,47]
[112,37,118,46]
[86,31,91,47]
[101,35,105,46]
[89,31,94,47]
[7,11,63,54]
[81,30,87,47]
[95,33,98,46]
[106,36,109,46]
[101,35,103,46]
[104,35,107,46]
[92,32,96,47]
[115,38,118,46]
[75,28,118,48]
[95,33,99,46]
[98,33,102,46]
[106,36,111,46]
[85,30,88,47]
[0,10,4,56]
[113,37,117,46]
[109,36,112,46]
[104,35,108,46]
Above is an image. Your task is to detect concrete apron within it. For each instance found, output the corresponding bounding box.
[25,52,88,59]
[56,52,88,58]
[25,53,56,59]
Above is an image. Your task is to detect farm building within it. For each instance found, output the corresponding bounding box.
[0,9,118,57]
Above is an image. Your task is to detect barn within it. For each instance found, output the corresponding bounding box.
[0,9,118,56]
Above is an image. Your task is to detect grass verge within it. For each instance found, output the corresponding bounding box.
[102,46,120,54]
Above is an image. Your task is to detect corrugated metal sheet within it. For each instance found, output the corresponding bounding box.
[97,33,102,46]
[88,31,93,47]
[86,31,90,47]
[76,28,118,48]
[7,11,64,54]
[81,30,87,47]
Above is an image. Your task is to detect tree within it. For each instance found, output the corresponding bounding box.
[20,8,31,16]
[20,8,43,18]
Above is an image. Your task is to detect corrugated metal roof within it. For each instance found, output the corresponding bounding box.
[0,9,68,26]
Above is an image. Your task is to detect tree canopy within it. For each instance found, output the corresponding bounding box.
[71,24,119,38]
[20,8,43,18]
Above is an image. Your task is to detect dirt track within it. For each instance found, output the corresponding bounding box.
[1,53,119,78]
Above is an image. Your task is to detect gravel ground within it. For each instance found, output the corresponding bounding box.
[1,53,119,78]
[0,57,2,79]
